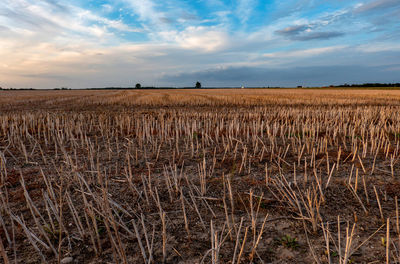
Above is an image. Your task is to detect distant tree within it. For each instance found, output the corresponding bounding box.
[195,81,201,89]
[135,83,141,89]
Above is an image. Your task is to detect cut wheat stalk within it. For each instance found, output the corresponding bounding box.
[374,185,384,221]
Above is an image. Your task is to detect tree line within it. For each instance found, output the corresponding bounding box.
[333,83,400,88]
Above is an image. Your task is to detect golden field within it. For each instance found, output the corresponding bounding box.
[2,89,400,109]
[1,88,400,263]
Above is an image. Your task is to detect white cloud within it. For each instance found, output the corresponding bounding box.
[81,11,142,33]
[159,26,229,52]
[355,0,400,13]
[356,43,400,53]
[236,0,257,23]
[0,0,139,41]
[122,0,166,26]
[263,46,347,59]
[102,4,113,13]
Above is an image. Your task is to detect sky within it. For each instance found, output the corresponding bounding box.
[0,0,400,88]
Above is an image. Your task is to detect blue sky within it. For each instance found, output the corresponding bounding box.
[0,0,400,88]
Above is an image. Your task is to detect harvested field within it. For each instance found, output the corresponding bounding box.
[1,88,400,263]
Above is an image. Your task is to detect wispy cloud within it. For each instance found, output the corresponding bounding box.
[355,0,400,13]
[262,46,347,59]
[159,26,229,52]
[276,25,344,41]
[236,0,257,23]
[276,25,310,36]
[122,0,160,24]
[0,0,138,40]
[356,43,400,53]
[294,31,345,41]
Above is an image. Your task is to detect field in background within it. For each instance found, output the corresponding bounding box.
[2,88,400,110]
[1,89,400,263]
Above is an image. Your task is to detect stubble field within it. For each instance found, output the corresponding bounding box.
[1,88,400,263]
